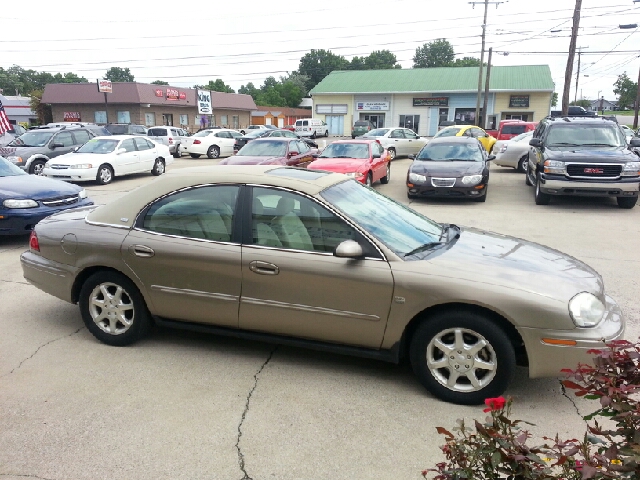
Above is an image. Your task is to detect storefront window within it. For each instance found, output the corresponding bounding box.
[179,114,188,126]
[162,114,174,126]
[232,116,239,129]
[94,111,107,124]
[145,113,156,127]
[399,115,420,133]
[117,111,131,123]
[221,115,228,127]
[454,109,476,125]
[438,108,449,125]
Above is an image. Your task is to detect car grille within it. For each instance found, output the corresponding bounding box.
[41,194,80,207]
[431,178,456,187]
[566,164,622,178]
[49,164,70,170]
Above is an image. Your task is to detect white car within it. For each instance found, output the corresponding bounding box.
[360,127,428,160]
[181,128,243,159]
[620,124,634,143]
[42,135,172,185]
[493,131,534,172]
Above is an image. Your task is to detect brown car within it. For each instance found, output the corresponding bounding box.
[221,138,316,167]
[20,165,625,405]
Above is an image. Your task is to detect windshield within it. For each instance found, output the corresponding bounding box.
[320,180,442,258]
[0,156,27,176]
[8,131,54,147]
[237,140,287,157]
[105,125,129,135]
[77,138,119,154]
[434,127,463,138]
[363,129,389,137]
[416,142,483,162]
[319,143,369,159]
[546,125,626,147]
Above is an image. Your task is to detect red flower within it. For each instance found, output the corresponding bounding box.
[483,396,506,412]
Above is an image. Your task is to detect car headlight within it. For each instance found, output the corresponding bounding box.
[344,172,364,178]
[568,292,605,327]
[461,175,482,185]
[3,199,38,209]
[621,162,640,177]
[78,189,87,199]
[74,164,94,169]
[408,172,427,183]
[498,144,508,154]
[543,160,565,174]
[6,155,23,164]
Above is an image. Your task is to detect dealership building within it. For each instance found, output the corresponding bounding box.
[309,65,554,136]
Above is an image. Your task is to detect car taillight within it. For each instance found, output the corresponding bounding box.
[193,139,201,144]
[168,137,174,144]
[29,230,40,251]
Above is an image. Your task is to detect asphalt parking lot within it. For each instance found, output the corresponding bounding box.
[1,144,639,480]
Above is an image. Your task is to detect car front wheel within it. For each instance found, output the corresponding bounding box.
[388,148,396,161]
[79,271,152,346]
[409,310,516,405]
[152,158,165,176]
[96,164,113,185]
[534,173,551,205]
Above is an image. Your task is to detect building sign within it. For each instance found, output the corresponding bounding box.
[413,97,449,107]
[356,101,389,111]
[97,79,112,93]
[154,89,164,97]
[63,112,81,122]
[166,88,180,101]
[509,95,530,108]
[197,90,212,114]
[179,92,186,100]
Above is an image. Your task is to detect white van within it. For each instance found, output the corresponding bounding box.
[294,118,329,138]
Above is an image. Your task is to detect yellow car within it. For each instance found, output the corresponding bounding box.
[433,125,497,152]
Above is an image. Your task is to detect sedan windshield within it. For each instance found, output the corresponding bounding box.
[320,180,442,258]
[363,129,389,137]
[434,127,463,138]
[237,140,287,157]
[546,125,626,147]
[416,143,483,162]
[77,139,119,154]
[319,143,369,159]
[8,131,54,147]
[0,156,27,176]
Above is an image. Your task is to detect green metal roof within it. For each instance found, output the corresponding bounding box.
[310,65,554,94]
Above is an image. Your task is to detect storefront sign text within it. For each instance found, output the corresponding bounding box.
[356,101,389,111]
[509,95,530,108]
[413,97,449,107]
[63,112,81,122]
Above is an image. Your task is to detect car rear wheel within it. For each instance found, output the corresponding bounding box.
[207,145,220,159]
[617,196,638,209]
[190,154,201,159]
[409,310,516,405]
[151,158,165,176]
[30,159,46,175]
[534,173,551,205]
[79,271,152,347]
[96,164,113,185]
[380,163,390,184]
[172,145,181,158]
[388,148,396,161]
[517,155,528,173]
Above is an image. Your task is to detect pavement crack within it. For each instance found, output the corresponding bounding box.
[2,327,84,378]
[236,346,278,480]
[0,279,31,286]
[560,379,585,423]
[0,474,57,480]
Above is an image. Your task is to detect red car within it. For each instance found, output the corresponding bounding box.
[283,125,295,131]
[307,139,391,186]
[496,121,537,141]
[219,138,317,167]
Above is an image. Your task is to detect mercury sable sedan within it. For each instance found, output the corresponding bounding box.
[20,165,624,405]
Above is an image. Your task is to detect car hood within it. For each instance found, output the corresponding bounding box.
[308,158,368,172]
[410,160,484,176]
[221,155,284,165]
[546,147,636,163]
[50,152,109,165]
[0,174,83,199]
[402,227,603,304]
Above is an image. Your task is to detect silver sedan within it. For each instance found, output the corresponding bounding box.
[493,131,534,172]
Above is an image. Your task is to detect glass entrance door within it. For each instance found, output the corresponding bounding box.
[363,114,384,129]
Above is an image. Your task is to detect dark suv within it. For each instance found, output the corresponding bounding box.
[526,116,640,209]
[2,125,101,175]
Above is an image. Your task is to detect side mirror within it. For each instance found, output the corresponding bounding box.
[408,154,416,160]
[312,153,320,158]
[372,152,381,158]
[529,138,542,148]
[487,154,496,161]
[73,146,80,152]
[116,148,127,155]
[50,142,64,148]
[630,138,640,148]
[334,240,363,259]
[288,151,299,157]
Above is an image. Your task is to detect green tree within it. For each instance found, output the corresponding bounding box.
[195,79,235,93]
[29,89,52,125]
[151,80,169,85]
[364,50,401,70]
[349,56,366,70]
[570,99,591,108]
[296,49,349,91]
[104,67,135,82]
[413,39,455,68]
[238,82,260,98]
[613,72,637,110]
[551,92,558,107]
[0,65,87,96]
[452,56,482,67]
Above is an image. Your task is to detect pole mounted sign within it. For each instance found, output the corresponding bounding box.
[197,90,213,115]
[97,79,112,93]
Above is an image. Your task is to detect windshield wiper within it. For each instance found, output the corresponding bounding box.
[404,242,443,258]
[550,143,580,146]
[581,143,619,147]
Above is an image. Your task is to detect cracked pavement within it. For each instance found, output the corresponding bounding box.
[1,157,639,479]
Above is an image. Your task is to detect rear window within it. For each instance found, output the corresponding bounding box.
[296,120,308,126]
[106,125,129,135]
[147,128,168,136]
[501,125,526,135]
[354,122,369,127]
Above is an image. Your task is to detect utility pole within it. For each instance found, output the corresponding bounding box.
[470,0,504,126]
[573,47,588,103]
[633,64,640,129]
[562,0,582,115]
[482,47,493,129]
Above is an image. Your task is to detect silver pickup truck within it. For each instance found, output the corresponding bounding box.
[147,127,189,158]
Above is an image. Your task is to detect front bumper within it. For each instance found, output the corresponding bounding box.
[43,167,98,182]
[0,199,94,235]
[520,294,625,378]
[21,251,78,302]
[540,174,640,197]
[407,183,488,198]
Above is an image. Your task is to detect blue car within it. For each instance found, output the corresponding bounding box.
[0,155,94,235]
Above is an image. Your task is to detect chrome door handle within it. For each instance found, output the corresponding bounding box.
[249,260,279,275]
[131,245,155,257]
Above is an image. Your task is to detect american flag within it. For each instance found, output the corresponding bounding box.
[0,100,12,135]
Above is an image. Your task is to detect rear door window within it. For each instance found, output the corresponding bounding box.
[72,130,91,144]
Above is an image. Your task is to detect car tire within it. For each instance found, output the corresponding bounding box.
[365,172,373,187]
[525,165,533,186]
[409,310,516,405]
[324,130,329,137]
[617,196,638,209]
[388,148,396,161]
[352,135,356,139]
[29,159,46,175]
[79,271,152,347]
[96,164,113,185]
[380,163,390,184]
[534,173,551,205]
[190,154,201,159]
[311,132,316,139]
[207,145,220,159]
[517,155,528,173]
[172,145,181,158]
[151,158,165,176]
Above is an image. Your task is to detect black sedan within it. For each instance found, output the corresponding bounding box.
[406,137,494,202]
[233,129,318,153]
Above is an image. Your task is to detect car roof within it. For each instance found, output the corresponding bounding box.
[330,139,377,145]
[91,135,139,141]
[86,165,348,228]
[545,116,617,126]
